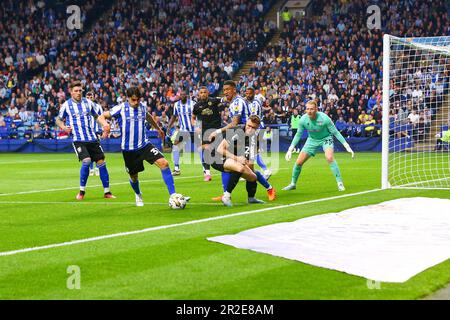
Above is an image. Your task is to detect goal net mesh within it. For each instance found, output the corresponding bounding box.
[386,36,450,189]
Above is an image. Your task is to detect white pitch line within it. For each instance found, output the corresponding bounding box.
[0,159,64,165]
[0,201,220,206]
[0,168,289,197]
[0,188,381,257]
[0,174,206,197]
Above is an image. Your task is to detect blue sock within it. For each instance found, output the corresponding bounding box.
[129,179,141,195]
[161,167,176,195]
[97,162,110,192]
[89,162,94,170]
[80,161,90,190]
[256,154,268,171]
[256,171,271,189]
[221,172,230,192]
[173,146,180,169]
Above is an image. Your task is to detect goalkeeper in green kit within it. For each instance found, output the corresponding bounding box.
[283,100,355,191]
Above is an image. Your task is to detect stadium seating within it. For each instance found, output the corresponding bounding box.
[0,0,448,140]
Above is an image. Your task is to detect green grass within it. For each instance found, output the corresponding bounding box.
[0,152,449,299]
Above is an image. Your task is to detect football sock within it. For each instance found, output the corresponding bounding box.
[291,163,302,185]
[226,172,242,193]
[129,179,141,195]
[198,149,205,170]
[161,167,176,195]
[202,149,211,172]
[221,172,230,192]
[256,154,268,171]
[329,160,343,183]
[255,171,271,189]
[173,145,180,170]
[97,162,110,193]
[89,162,94,170]
[246,180,257,198]
[80,161,90,189]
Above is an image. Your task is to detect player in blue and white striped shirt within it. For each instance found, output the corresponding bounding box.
[55,81,114,200]
[245,87,272,180]
[98,87,189,207]
[167,91,197,176]
[208,81,272,201]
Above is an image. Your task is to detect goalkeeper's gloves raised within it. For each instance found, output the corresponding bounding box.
[285,145,294,161]
[343,143,355,159]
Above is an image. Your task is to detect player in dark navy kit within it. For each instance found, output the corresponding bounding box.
[55,80,114,200]
[212,115,276,207]
[192,86,228,182]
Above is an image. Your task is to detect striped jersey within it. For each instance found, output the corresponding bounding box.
[229,95,250,124]
[91,101,103,133]
[58,98,102,142]
[246,97,264,128]
[174,99,194,132]
[109,102,149,151]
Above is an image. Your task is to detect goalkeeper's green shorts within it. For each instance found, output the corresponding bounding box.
[301,137,334,157]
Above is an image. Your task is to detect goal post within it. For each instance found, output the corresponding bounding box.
[382,34,450,190]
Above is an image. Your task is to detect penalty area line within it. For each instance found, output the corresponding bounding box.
[0,201,221,206]
[0,188,381,257]
[0,174,209,197]
[0,168,290,197]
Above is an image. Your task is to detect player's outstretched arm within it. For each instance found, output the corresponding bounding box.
[55,117,71,134]
[208,114,240,141]
[217,139,244,163]
[286,125,304,161]
[97,111,111,139]
[327,119,354,158]
[55,103,71,134]
[146,112,165,140]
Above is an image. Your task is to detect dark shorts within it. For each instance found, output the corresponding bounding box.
[122,143,164,175]
[73,141,105,162]
[201,131,224,146]
[211,162,225,173]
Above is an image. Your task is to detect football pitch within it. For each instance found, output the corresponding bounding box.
[0,152,449,299]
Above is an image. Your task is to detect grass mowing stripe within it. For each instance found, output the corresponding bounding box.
[0,168,290,197]
[0,159,64,165]
[0,174,208,197]
[0,201,223,206]
[0,188,380,257]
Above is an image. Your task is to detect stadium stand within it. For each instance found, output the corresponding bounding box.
[0,0,448,144]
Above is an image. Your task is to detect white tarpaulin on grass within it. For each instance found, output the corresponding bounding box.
[208,197,450,283]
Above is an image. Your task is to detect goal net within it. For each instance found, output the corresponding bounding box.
[382,35,450,189]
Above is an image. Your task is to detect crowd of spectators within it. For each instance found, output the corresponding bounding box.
[0,0,449,143]
[235,0,449,140]
[1,0,275,139]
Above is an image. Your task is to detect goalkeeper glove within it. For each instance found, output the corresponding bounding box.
[343,143,355,159]
[285,145,294,161]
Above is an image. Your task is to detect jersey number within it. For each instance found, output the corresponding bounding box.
[150,148,160,156]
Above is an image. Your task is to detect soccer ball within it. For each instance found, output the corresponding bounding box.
[169,193,188,209]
